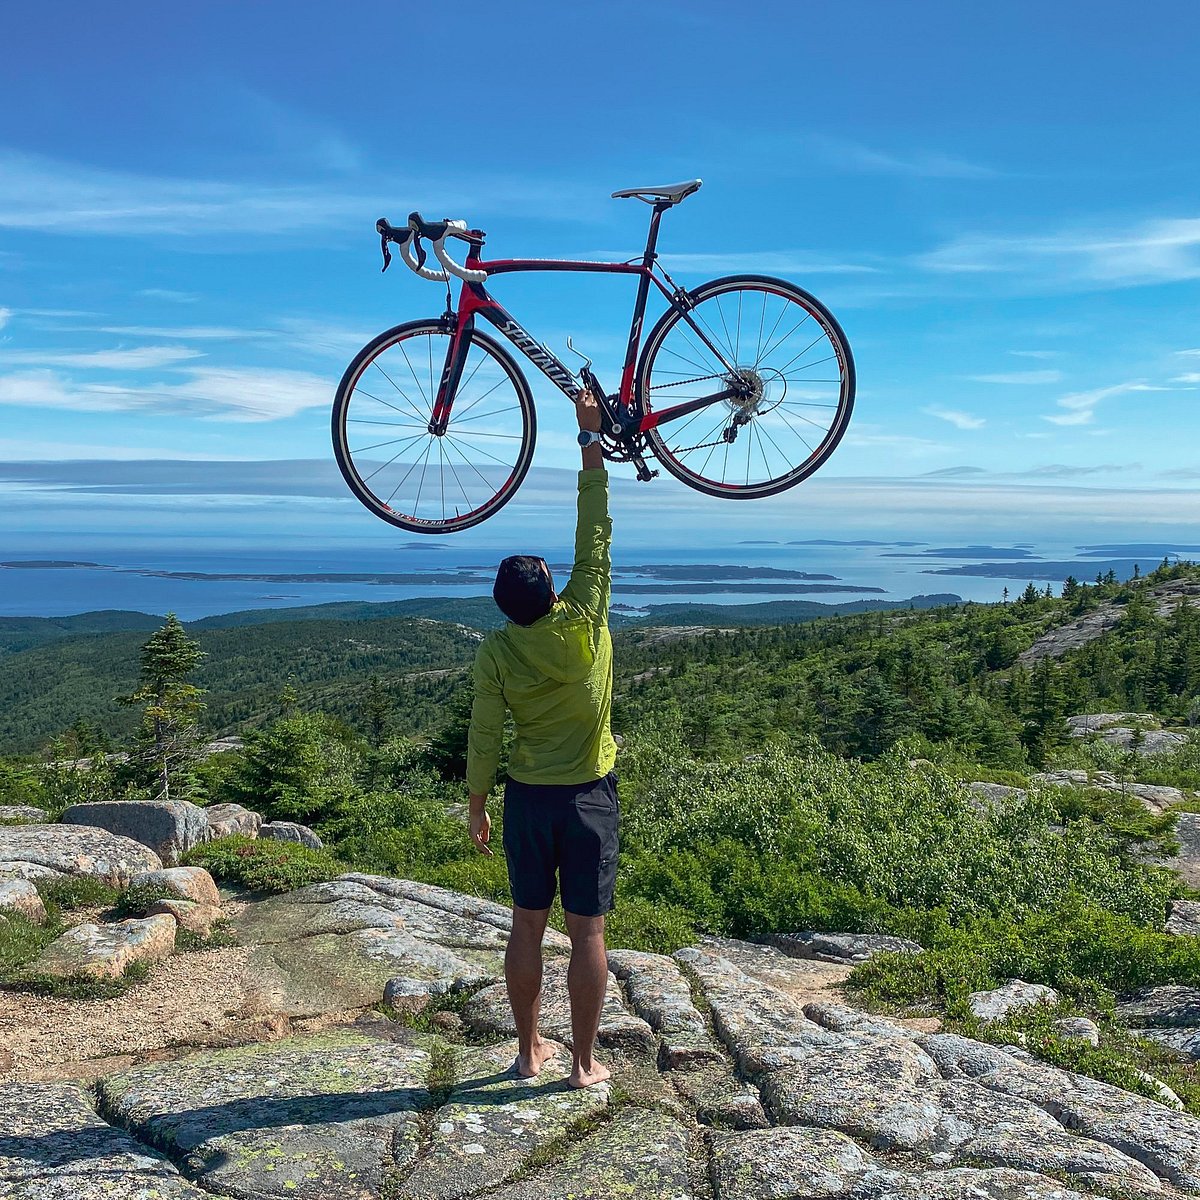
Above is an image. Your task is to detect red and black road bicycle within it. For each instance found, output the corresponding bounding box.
[332,179,855,534]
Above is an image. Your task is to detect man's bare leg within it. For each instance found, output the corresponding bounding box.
[506,905,559,1077]
[564,910,612,1088]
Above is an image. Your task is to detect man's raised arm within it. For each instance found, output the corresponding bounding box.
[560,388,612,622]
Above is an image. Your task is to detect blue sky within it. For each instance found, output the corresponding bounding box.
[2,0,1200,554]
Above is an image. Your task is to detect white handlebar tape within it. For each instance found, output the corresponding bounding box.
[433,226,488,284]
[399,237,448,282]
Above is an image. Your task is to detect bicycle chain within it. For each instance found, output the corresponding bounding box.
[645,373,739,453]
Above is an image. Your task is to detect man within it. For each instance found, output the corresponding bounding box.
[466,386,617,1089]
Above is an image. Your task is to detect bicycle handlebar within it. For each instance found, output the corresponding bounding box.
[408,212,488,284]
[375,212,487,284]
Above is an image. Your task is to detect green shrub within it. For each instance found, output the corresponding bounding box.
[0,910,60,980]
[111,881,176,919]
[15,959,151,1000]
[604,896,696,955]
[182,835,341,893]
[849,899,1200,1011]
[36,876,119,914]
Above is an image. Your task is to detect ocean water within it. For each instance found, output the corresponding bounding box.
[0,538,1180,620]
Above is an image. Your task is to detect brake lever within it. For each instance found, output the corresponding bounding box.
[380,231,392,273]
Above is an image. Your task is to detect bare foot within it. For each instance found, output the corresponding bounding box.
[514,1038,561,1078]
[568,1060,611,1089]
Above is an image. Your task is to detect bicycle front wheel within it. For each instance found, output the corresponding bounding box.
[333,321,536,534]
[639,275,855,498]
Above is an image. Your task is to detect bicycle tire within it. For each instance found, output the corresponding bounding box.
[638,274,855,498]
[332,320,537,534]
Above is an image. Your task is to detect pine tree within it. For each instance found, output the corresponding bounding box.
[362,674,392,748]
[117,613,206,803]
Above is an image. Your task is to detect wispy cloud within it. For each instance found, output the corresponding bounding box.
[1042,381,1160,426]
[0,365,330,420]
[137,289,199,303]
[0,148,599,238]
[0,346,203,370]
[844,424,949,454]
[96,325,264,340]
[806,135,998,180]
[920,216,1200,289]
[968,370,1063,385]
[1171,373,1200,384]
[1009,350,1059,360]
[0,307,11,331]
[923,407,986,430]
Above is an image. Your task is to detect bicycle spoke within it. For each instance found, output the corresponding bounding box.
[358,379,427,425]
[352,434,423,454]
[443,433,499,494]
[384,438,434,505]
[347,417,427,429]
[446,377,507,422]
[772,406,816,455]
[445,434,511,468]
[753,298,791,370]
[397,340,430,409]
[658,342,714,376]
[769,335,828,376]
[448,404,520,426]
[755,311,813,369]
[361,432,427,483]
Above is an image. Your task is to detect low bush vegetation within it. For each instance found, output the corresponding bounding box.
[182,835,342,894]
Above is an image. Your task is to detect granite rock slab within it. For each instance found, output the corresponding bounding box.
[607,948,725,1067]
[769,929,922,964]
[390,1040,609,1200]
[96,1030,431,1200]
[61,799,209,865]
[968,978,1061,1022]
[338,872,572,951]
[484,1107,693,1200]
[259,820,324,848]
[204,801,263,839]
[0,1080,208,1199]
[242,928,501,1017]
[0,805,48,824]
[709,1125,1103,1200]
[0,823,161,885]
[922,1030,1200,1189]
[130,865,220,907]
[0,877,46,923]
[28,914,177,979]
[674,945,848,1075]
[463,957,656,1057]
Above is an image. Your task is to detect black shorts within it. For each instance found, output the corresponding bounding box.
[502,771,620,917]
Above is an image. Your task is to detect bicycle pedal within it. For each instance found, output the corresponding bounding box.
[636,466,659,482]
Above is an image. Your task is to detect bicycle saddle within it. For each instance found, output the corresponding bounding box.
[611,179,703,205]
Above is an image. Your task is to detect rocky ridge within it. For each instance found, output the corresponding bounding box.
[1018,578,1200,667]
[7,862,1200,1198]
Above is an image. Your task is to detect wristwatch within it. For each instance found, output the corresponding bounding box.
[577,430,603,447]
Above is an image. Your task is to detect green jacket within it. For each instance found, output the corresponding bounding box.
[466,469,617,794]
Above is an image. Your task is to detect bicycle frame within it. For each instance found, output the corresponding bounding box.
[427,206,744,440]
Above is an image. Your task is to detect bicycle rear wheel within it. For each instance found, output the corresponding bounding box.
[333,321,536,534]
[639,275,855,498]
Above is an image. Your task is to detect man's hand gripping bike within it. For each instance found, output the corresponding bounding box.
[332,179,855,534]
